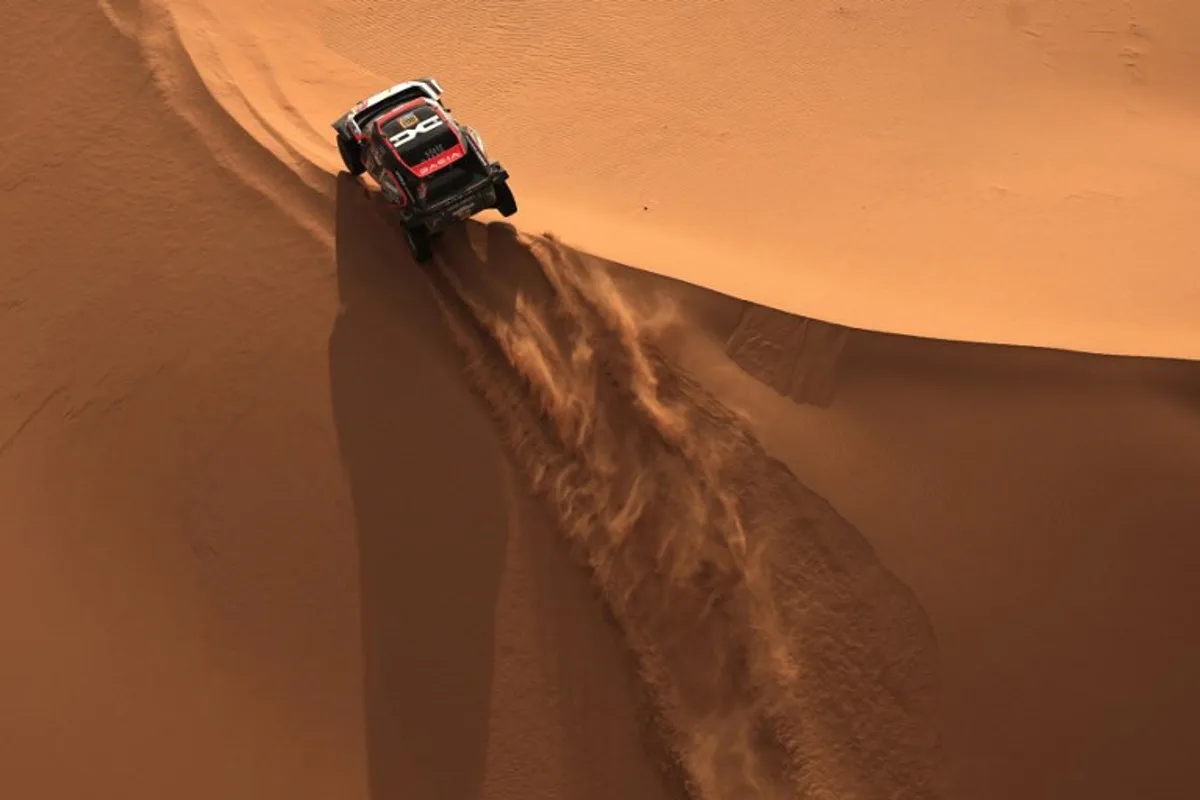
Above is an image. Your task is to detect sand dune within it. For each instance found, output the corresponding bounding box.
[4,1,1200,799]
[141,0,1199,357]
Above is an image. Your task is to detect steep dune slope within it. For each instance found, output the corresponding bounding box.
[0,4,681,799]
[1,6,364,797]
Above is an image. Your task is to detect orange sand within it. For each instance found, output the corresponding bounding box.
[3,1,1199,799]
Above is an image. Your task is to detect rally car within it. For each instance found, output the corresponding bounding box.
[331,78,517,263]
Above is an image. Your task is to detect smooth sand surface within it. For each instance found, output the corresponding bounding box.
[3,1,1199,799]
[155,0,1199,358]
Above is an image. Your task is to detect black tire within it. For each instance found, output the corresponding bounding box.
[337,133,365,176]
[404,224,434,263]
[494,180,518,217]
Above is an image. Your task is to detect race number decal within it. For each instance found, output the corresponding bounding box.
[388,115,444,148]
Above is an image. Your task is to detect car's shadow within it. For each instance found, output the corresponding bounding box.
[329,172,697,800]
[328,173,512,800]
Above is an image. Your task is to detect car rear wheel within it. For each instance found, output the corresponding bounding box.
[337,133,366,176]
[494,180,518,217]
[404,224,434,264]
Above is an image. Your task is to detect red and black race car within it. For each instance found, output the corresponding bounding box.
[331,78,517,263]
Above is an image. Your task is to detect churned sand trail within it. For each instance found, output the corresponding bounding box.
[390,204,945,798]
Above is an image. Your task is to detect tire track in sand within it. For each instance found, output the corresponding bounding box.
[415,221,945,800]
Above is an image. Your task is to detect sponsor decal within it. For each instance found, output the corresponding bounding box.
[411,146,465,177]
[388,114,445,148]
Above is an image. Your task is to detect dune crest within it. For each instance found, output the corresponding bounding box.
[105,0,1200,360]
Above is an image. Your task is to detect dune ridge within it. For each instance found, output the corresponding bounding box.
[117,0,1200,361]
[382,213,945,799]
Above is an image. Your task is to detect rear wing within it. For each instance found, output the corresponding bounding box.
[332,77,444,136]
